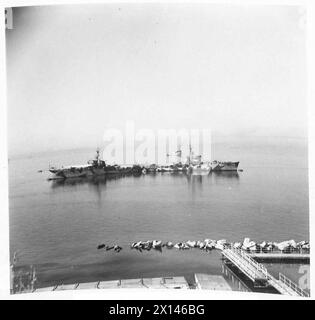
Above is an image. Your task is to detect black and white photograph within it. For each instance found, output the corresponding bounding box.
[1,0,313,300]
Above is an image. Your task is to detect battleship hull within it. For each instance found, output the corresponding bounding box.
[210,161,239,172]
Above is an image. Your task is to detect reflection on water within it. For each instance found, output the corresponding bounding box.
[211,171,239,179]
[211,171,240,185]
[50,173,143,205]
[50,171,240,190]
[50,172,142,189]
[49,171,241,204]
[186,174,204,197]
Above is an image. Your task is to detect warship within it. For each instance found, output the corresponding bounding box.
[48,146,239,180]
[166,146,239,173]
[48,149,142,180]
[210,160,239,171]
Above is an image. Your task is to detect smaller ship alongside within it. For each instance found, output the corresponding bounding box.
[210,160,239,171]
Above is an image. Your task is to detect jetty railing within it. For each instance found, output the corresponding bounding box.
[224,244,310,255]
[232,247,269,278]
[222,245,269,281]
[253,247,310,254]
[279,273,309,297]
[222,246,310,296]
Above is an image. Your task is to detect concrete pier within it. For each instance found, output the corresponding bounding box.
[32,276,191,292]
[249,253,310,263]
[221,247,310,297]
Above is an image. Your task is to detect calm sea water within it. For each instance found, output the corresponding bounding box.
[9,137,309,290]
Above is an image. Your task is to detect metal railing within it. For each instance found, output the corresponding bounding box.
[235,247,269,278]
[252,247,310,254]
[225,244,310,255]
[222,246,269,280]
[222,245,310,297]
[279,273,310,297]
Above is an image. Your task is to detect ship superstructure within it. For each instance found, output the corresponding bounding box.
[48,149,142,180]
[48,145,240,180]
[186,144,211,174]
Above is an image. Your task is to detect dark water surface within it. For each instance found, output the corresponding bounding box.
[9,138,309,290]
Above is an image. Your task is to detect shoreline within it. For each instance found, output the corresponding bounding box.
[11,247,309,295]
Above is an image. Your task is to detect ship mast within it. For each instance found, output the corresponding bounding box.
[188,135,193,165]
[95,148,100,165]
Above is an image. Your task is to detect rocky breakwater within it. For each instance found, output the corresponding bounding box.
[96,238,309,254]
[238,238,310,253]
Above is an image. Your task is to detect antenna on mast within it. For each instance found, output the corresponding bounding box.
[95,147,100,164]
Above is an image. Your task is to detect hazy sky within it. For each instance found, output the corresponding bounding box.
[6,4,307,156]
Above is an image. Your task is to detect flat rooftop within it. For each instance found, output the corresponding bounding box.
[32,274,232,292]
[194,274,232,291]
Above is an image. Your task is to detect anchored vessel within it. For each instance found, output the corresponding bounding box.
[48,146,240,179]
[210,160,239,171]
[167,146,239,173]
[166,145,239,173]
[48,149,141,180]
